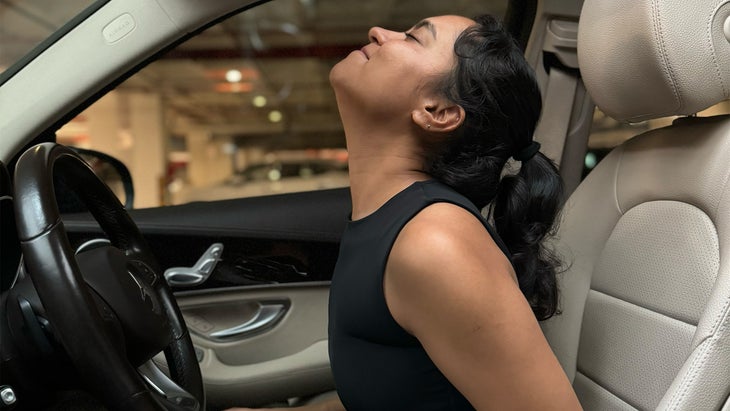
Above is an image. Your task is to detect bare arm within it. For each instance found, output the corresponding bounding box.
[384,203,582,411]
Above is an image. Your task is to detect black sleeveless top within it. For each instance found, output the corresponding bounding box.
[328,180,511,411]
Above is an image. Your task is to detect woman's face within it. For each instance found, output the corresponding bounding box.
[330,15,474,119]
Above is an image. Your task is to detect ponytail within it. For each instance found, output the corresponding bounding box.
[492,153,563,320]
[426,14,565,320]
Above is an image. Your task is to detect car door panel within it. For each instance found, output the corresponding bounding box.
[175,284,333,407]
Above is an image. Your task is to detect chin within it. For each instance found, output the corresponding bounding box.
[328,62,342,86]
[328,60,356,99]
[329,54,355,86]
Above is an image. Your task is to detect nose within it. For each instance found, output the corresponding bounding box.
[368,26,401,45]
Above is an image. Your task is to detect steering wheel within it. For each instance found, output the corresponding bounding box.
[13,143,204,410]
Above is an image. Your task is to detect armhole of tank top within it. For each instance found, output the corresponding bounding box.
[421,197,513,265]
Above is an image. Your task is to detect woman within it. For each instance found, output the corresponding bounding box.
[232,14,581,411]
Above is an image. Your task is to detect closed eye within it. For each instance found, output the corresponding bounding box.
[405,32,420,43]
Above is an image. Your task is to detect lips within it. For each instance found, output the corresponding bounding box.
[359,47,369,60]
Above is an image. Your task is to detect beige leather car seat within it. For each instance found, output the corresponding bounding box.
[540,0,730,410]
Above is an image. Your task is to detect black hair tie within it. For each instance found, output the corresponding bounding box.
[513,141,541,162]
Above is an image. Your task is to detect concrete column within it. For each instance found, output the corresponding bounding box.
[85,92,131,164]
[85,90,166,208]
[185,129,233,188]
[128,92,165,208]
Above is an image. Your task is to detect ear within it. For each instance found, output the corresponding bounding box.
[412,101,466,133]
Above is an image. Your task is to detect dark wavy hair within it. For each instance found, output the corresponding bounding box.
[426,15,563,320]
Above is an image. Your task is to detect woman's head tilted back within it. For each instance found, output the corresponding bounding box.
[333,15,563,320]
[329,15,474,134]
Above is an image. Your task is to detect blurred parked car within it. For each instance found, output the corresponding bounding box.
[174,159,349,203]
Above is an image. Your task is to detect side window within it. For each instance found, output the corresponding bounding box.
[583,102,730,178]
[57,0,508,208]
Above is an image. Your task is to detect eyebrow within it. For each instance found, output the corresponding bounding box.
[412,19,437,40]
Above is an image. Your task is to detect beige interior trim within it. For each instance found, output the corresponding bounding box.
[200,340,332,406]
[170,283,334,406]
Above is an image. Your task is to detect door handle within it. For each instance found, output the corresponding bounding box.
[164,243,223,287]
[209,302,286,339]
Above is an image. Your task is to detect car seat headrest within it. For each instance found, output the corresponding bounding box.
[578,0,730,122]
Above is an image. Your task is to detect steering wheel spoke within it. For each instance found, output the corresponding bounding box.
[139,360,200,411]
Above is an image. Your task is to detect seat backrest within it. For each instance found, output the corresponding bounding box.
[540,0,730,410]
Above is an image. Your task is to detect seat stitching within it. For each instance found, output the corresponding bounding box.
[585,287,726,410]
[709,138,730,333]
[713,152,730,222]
[668,318,727,410]
[573,370,641,410]
[707,1,729,97]
[667,288,730,408]
[613,145,625,215]
[651,0,682,112]
[589,288,698,328]
[707,287,730,342]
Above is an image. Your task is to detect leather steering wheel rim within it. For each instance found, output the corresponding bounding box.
[13,143,204,410]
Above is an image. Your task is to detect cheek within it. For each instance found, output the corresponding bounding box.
[370,54,429,96]
[363,68,422,114]
[329,49,433,116]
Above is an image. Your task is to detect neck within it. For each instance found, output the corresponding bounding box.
[340,107,430,221]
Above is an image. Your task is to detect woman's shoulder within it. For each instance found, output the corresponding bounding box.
[390,202,512,276]
[388,202,514,296]
[402,201,483,247]
[383,201,520,335]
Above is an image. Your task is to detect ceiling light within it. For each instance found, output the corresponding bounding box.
[252,95,267,107]
[225,69,242,83]
[268,110,283,123]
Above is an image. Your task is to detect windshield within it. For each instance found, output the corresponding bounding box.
[0,0,96,74]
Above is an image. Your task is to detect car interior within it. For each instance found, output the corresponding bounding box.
[0,0,729,410]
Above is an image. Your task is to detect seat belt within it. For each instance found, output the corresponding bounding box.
[534,67,579,168]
